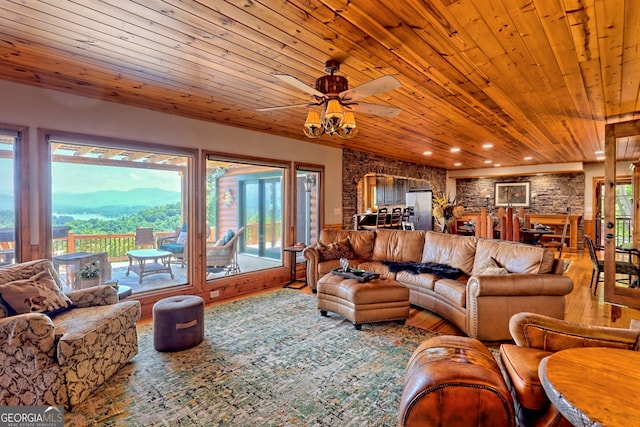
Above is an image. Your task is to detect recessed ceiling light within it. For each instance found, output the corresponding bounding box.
[524,156,533,161]
[453,162,462,166]
[484,160,492,164]
[596,156,605,161]
[450,147,461,153]
[482,143,493,149]
[494,164,501,167]
[594,150,604,154]
[423,151,432,155]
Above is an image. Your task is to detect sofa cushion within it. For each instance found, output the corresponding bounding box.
[371,229,426,262]
[395,271,438,290]
[356,261,397,279]
[499,344,552,410]
[314,238,354,261]
[474,239,551,274]
[473,257,509,276]
[434,279,467,307]
[421,231,478,274]
[0,270,73,316]
[319,230,375,260]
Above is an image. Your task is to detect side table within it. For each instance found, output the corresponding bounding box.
[282,245,306,289]
[52,252,110,290]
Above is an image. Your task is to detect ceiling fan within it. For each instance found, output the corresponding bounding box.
[257,60,402,139]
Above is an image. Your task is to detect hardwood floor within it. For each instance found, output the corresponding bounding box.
[156,251,640,333]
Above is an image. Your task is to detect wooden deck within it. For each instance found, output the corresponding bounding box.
[58,253,281,294]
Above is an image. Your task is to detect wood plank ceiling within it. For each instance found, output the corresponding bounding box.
[0,0,638,170]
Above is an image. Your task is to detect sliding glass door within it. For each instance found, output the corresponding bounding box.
[205,156,284,280]
[0,131,18,265]
[240,176,282,259]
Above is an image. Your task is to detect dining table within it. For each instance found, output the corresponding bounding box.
[519,227,553,245]
[616,242,640,287]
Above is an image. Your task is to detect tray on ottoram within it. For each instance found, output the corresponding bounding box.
[331,267,380,282]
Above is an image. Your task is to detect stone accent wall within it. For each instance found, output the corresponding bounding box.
[457,173,585,249]
[456,173,585,215]
[342,149,447,229]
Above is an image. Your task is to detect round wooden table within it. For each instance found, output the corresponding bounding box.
[539,347,640,427]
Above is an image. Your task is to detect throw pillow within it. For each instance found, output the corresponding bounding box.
[176,231,187,244]
[0,270,73,316]
[222,229,235,245]
[473,257,508,276]
[315,238,354,261]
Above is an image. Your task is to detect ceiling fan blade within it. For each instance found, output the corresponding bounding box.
[340,75,401,101]
[274,74,325,98]
[347,102,402,118]
[257,103,312,112]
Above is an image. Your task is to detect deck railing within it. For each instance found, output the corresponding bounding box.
[52,224,282,261]
[53,231,176,261]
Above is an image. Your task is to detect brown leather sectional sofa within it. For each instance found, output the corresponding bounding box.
[303,229,573,341]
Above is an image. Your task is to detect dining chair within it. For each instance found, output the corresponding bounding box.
[585,236,638,295]
[375,207,389,228]
[541,214,569,257]
[389,207,403,229]
[360,207,388,230]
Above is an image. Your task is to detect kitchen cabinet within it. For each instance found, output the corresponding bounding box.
[375,176,407,205]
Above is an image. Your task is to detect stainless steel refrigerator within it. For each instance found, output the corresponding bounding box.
[405,190,433,231]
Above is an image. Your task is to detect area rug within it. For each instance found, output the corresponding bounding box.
[64,290,437,426]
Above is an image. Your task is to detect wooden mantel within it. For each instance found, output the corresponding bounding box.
[525,214,583,253]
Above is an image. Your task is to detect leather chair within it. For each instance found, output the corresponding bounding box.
[499,312,640,427]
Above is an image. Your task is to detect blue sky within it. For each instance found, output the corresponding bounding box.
[0,158,12,194]
[52,163,182,193]
[0,159,181,195]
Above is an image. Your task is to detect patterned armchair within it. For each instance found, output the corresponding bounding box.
[0,259,141,408]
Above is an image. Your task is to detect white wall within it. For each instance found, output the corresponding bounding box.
[0,80,344,240]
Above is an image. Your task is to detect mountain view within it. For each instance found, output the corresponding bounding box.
[0,188,182,232]
[53,188,181,216]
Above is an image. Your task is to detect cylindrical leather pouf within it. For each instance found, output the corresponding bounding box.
[153,295,204,352]
[399,335,515,427]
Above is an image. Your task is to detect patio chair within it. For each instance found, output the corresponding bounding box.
[157,224,187,267]
[206,227,245,277]
[134,227,154,249]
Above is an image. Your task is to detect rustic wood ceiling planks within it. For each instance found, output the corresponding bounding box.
[0,0,638,170]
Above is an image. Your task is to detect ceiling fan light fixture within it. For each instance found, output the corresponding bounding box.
[337,111,358,139]
[303,110,324,138]
[304,110,321,127]
[324,99,343,120]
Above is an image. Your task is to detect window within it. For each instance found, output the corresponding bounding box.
[0,130,18,266]
[205,156,285,279]
[47,134,193,293]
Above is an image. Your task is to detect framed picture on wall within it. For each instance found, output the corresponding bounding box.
[495,182,530,207]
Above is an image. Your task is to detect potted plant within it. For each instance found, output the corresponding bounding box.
[77,260,101,288]
[433,193,465,234]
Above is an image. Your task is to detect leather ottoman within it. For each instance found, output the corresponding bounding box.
[316,273,409,330]
[153,295,204,352]
[399,335,515,427]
